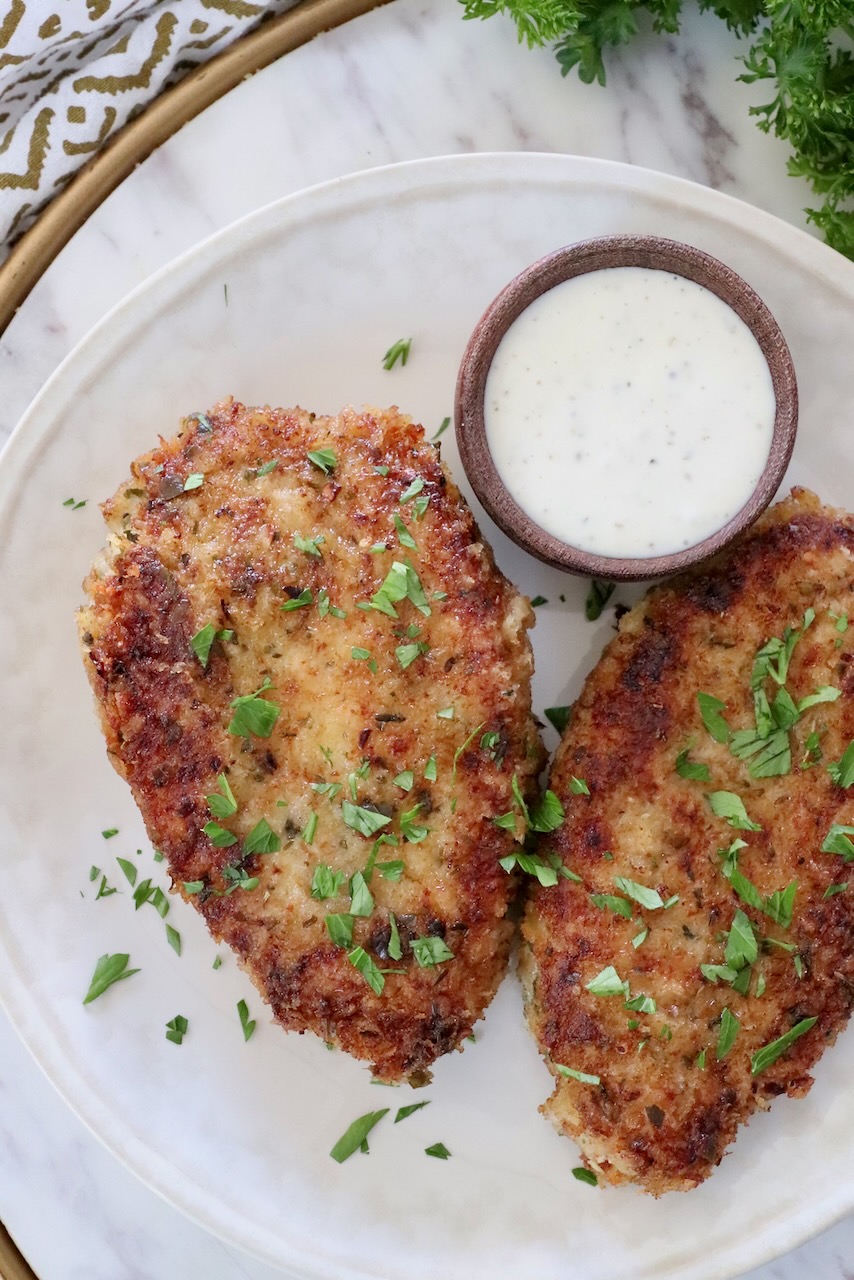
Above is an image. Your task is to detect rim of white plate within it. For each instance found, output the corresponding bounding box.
[2,151,854,1280]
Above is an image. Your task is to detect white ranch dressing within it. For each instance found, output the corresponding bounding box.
[484,266,776,559]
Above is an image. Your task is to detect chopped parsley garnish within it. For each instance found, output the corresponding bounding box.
[184,880,204,894]
[342,802,391,838]
[183,473,204,491]
[555,1064,601,1085]
[94,874,117,899]
[349,871,375,918]
[828,741,854,788]
[544,706,571,734]
[411,936,454,967]
[394,513,417,549]
[352,647,378,673]
[632,927,648,948]
[203,821,238,848]
[624,993,656,1014]
[244,817,280,855]
[393,770,414,792]
[425,1142,451,1159]
[206,774,238,819]
[530,595,548,608]
[63,497,87,510]
[377,860,405,881]
[400,478,425,505]
[227,678,280,738]
[400,804,429,843]
[330,1108,389,1162]
[396,640,429,669]
[707,791,761,832]
[326,913,355,947]
[294,532,325,558]
[213,955,223,969]
[101,828,118,840]
[348,946,385,994]
[763,882,798,929]
[237,999,256,1041]
[569,776,590,796]
[307,448,336,474]
[821,823,854,860]
[613,877,665,911]
[312,782,342,800]
[281,588,313,612]
[500,849,578,887]
[388,911,403,961]
[700,964,739,985]
[824,882,848,898]
[585,966,625,997]
[716,1008,740,1060]
[432,417,451,441]
[697,692,730,743]
[165,924,181,956]
[695,1049,707,1070]
[302,813,318,845]
[253,459,278,477]
[572,1167,598,1186]
[83,953,139,1004]
[724,908,758,970]
[165,1014,188,1044]
[117,856,137,886]
[529,789,565,833]
[317,588,346,619]
[437,706,455,720]
[424,754,438,782]
[220,865,260,896]
[395,1100,430,1122]
[312,865,346,900]
[383,339,412,370]
[675,749,710,782]
[367,560,431,620]
[590,893,632,919]
[191,623,233,668]
[750,1016,817,1075]
[585,579,615,621]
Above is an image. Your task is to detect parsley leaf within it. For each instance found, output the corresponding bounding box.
[529,789,565,833]
[828,741,854,788]
[432,417,450,441]
[388,911,403,961]
[203,821,238,848]
[590,892,632,919]
[411,936,454,967]
[585,966,626,997]
[395,1100,430,1122]
[349,870,375,917]
[716,1008,740,1061]
[227,678,280,738]
[165,1014,188,1045]
[613,877,664,911]
[572,1167,598,1186]
[237,999,256,1041]
[311,865,346,900]
[585,579,615,621]
[724,908,758,970]
[821,824,854,861]
[83,953,139,1004]
[675,749,710,782]
[294,532,325,558]
[708,791,762,832]
[326,913,355,948]
[555,1064,601,1085]
[183,473,204,491]
[697,692,730,743]
[307,449,336,474]
[751,1016,817,1075]
[207,773,238,819]
[544,705,571,734]
[425,1141,451,1159]
[383,338,412,370]
[348,946,385,994]
[342,802,391,838]
[244,817,280,855]
[330,1109,389,1162]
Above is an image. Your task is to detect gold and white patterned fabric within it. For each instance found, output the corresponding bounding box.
[0,0,295,255]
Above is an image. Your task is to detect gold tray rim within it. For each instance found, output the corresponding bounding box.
[0,5,388,1274]
[0,0,390,339]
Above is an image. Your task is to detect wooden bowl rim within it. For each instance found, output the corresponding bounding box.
[454,234,799,581]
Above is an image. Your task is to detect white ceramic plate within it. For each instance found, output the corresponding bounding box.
[2,153,854,1280]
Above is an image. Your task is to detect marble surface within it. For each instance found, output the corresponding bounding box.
[1,2,853,1278]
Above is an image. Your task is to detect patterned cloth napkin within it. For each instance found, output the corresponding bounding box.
[0,0,296,259]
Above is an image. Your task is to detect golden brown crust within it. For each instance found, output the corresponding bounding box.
[521,488,854,1193]
[79,399,543,1080]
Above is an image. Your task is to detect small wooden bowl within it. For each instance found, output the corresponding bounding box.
[454,235,798,581]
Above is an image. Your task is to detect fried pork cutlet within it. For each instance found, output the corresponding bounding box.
[522,489,854,1193]
[79,399,542,1081]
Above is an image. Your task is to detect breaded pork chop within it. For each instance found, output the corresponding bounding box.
[522,489,854,1193]
[79,399,542,1081]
